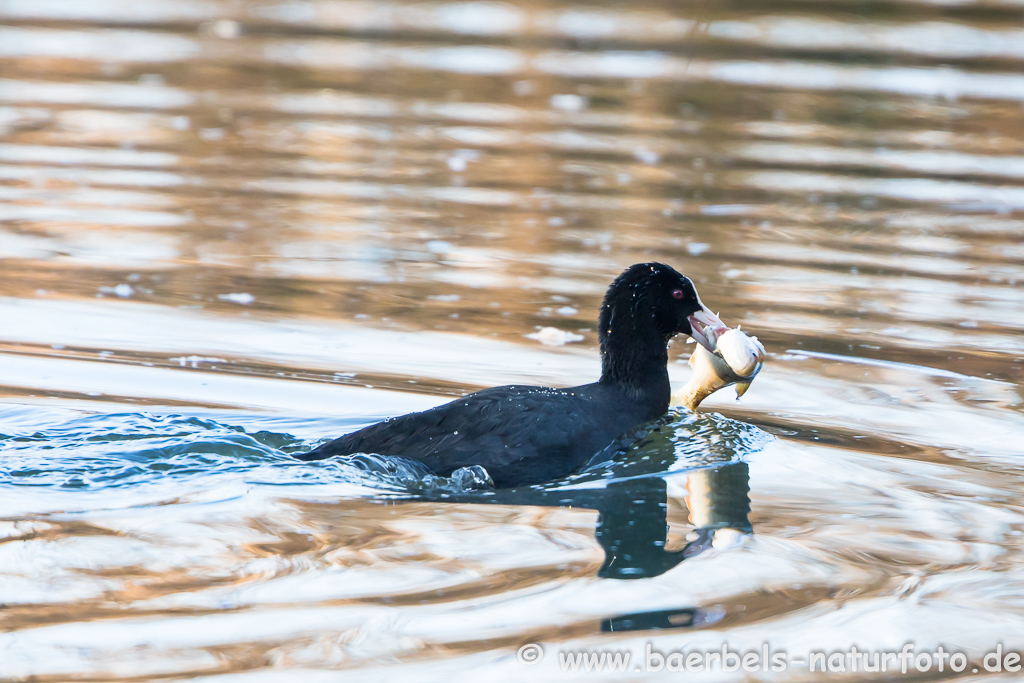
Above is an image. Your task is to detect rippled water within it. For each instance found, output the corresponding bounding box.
[2,0,1024,679]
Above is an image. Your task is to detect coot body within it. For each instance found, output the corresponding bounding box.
[297,262,724,487]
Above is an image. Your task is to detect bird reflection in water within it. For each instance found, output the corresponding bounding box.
[597,462,750,579]
[595,462,750,633]
[420,409,758,633]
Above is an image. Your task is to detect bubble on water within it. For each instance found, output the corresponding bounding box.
[550,94,586,112]
[218,292,255,305]
[98,284,135,298]
[208,19,241,39]
[199,128,226,141]
[526,327,584,345]
[426,240,453,254]
[634,148,660,164]
[450,465,494,491]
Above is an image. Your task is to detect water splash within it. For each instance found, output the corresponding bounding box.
[0,410,426,492]
[0,407,769,495]
[568,407,773,486]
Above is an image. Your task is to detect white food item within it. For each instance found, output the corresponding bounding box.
[716,328,765,380]
[673,326,765,409]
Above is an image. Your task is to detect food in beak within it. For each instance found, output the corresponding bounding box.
[687,306,729,354]
[673,324,765,410]
[716,328,764,380]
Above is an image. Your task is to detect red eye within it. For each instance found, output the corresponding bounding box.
[671,289,684,300]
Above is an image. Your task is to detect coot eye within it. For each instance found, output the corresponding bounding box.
[671,289,684,300]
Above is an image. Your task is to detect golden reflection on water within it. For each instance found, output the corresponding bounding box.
[2,0,1024,679]
[1,0,1022,391]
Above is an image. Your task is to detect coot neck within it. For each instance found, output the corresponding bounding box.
[598,323,672,413]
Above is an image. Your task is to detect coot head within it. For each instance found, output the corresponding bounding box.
[599,262,724,349]
[598,262,724,393]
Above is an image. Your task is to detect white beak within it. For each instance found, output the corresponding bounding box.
[686,306,728,354]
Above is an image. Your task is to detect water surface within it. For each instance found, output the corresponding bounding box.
[1,0,1024,679]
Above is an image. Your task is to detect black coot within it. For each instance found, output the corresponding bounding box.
[296,262,725,487]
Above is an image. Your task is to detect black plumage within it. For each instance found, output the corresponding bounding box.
[296,262,722,487]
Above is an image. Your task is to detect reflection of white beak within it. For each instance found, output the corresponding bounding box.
[686,306,728,354]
